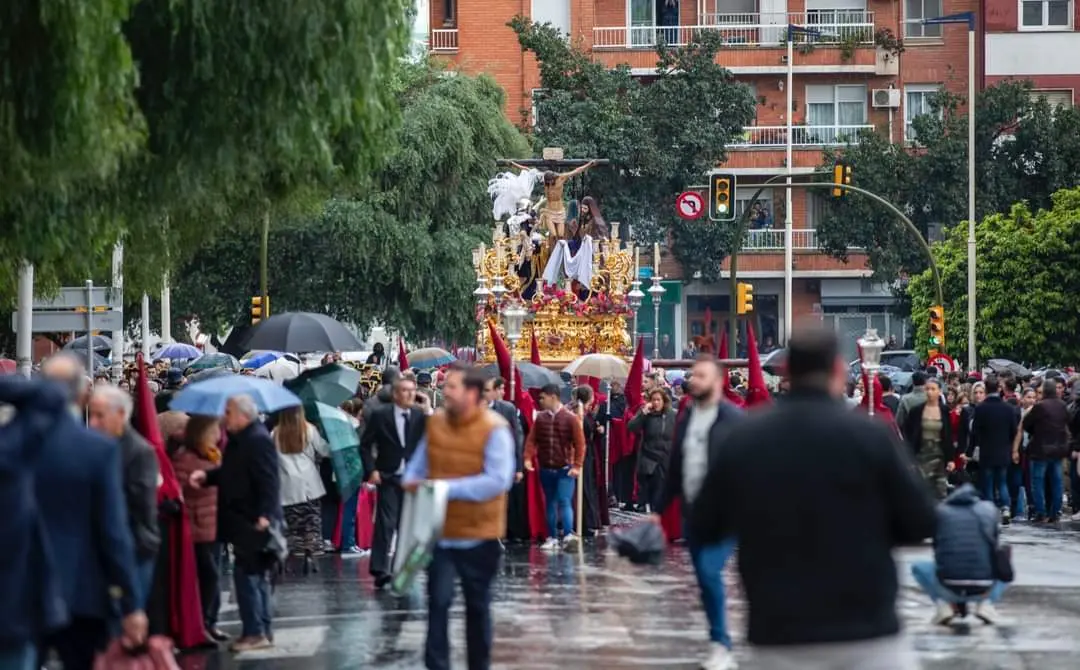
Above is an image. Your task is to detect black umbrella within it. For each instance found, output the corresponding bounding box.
[987,359,1032,378]
[64,334,113,353]
[241,312,362,354]
[481,362,562,389]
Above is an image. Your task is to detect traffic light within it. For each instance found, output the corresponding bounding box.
[709,173,737,221]
[831,160,853,198]
[252,296,270,325]
[928,304,945,354]
[736,282,754,315]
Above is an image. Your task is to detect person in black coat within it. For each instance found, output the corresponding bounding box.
[359,376,426,588]
[969,378,1019,519]
[21,357,149,668]
[190,394,281,652]
[484,377,529,540]
[1023,379,1071,522]
[689,327,935,667]
[626,388,676,512]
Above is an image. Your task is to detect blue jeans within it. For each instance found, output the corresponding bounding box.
[233,563,273,639]
[910,560,1006,604]
[425,540,502,670]
[539,467,575,539]
[688,536,737,649]
[1031,459,1063,517]
[980,465,1010,511]
[339,488,360,549]
[0,644,35,670]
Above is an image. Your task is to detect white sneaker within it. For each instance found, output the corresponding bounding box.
[932,602,955,626]
[699,642,738,670]
[540,537,560,551]
[1070,511,1080,521]
[561,534,580,552]
[974,602,998,624]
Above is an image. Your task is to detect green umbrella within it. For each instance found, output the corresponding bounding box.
[285,363,362,407]
[185,353,241,373]
[304,401,363,500]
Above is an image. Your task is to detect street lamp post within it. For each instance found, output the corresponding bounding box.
[924,12,976,371]
[628,279,644,344]
[648,276,666,359]
[858,328,885,416]
[502,302,527,403]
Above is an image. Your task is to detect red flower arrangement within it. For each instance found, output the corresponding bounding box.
[531,284,632,317]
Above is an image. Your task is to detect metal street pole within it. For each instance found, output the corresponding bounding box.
[649,277,666,359]
[160,271,172,343]
[16,262,33,378]
[784,30,794,343]
[110,243,124,380]
[141,294,152,359]
[966,24,976,372]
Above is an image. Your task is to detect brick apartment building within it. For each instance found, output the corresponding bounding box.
[984,0,1080,102]
[412,0,987,358]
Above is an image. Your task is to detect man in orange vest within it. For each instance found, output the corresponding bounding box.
[402,363,516,670]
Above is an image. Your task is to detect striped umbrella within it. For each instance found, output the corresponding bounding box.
[407,347,457,370]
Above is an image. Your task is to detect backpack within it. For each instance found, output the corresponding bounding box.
[0,401,69,643]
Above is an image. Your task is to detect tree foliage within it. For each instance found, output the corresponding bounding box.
[510,18,756,282]
[907,187,1080,365]
[817,80,1080,282]
[171,62,530,341]
[0,0,412,307]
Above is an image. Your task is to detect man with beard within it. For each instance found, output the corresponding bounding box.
[651,356,742,670]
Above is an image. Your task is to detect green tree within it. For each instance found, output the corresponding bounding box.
[817,80,1080,282]
[907,187,1080,365]
[510,18,756,282]
[171,62,530,341]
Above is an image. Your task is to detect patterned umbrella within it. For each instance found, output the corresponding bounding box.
[407,347,457,370]
[305,401,362,500]
[185,353,241,373]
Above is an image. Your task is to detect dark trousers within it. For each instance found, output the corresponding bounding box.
[613,455,637,503]
[321,496,339,542]
[425,541,502,670]
[194,541,222,629]
[636,469,663,512]
[45,616,108,670]
[370,475,403,578]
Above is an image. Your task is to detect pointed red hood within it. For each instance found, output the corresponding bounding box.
[134,353,182,503]
[744,322,772,407]
[397,339,409,370]
[488,321,514,402]
[530,330,541,365]
[624,337,646,416]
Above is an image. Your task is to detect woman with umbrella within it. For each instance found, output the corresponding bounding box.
[272,407,330,574]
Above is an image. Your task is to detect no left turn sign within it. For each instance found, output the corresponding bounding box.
[676,191,705,220]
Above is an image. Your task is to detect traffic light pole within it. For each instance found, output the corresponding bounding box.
[260,209,270,320]
[727,176,945,348]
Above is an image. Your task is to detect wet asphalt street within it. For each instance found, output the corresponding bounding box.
[180,514,1080,670]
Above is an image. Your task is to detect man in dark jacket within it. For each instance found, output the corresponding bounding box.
[652,356,742,670]
[690,326,935,669]
[190,394,281,652]
[362,365,400,422]
[626,388,676,512]
[910,484,1007,626]
[11,360,148,669]
[1023,379,1071,522]
[88,385,161,599]
[485,377,525,478]
[969,378,1019,523]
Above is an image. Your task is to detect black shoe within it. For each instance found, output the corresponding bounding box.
[1048,515,1061,524]
[374,574,392,589]
[620,502,636,512]
[209,628,230,642]
[1034,514,1048,523]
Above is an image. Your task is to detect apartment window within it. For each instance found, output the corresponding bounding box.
[533,0,571,36]
[441,0,456,26]
[805,192,829,229]
[805,0,871,26]
[904,84,942,141]
[904,0,943,38]
[1030,89,1074,110]
[1021,0,1072,29]
[735,188,775,228]
[805,84,867,143]
[531,89,548,128]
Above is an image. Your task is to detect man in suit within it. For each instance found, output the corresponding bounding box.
[484,377,525,480]
[35,354,149,668]
[650,356,742,670]
[360,375,426,588]
[968,377,1019,524]
[689,326,935,670]
[87,385,161,600]
[190,394,281,652]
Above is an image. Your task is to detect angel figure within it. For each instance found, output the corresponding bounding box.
[488,168,542,221]
[509,160,598,239]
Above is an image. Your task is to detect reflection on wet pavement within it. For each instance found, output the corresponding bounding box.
[179,521,1080,669]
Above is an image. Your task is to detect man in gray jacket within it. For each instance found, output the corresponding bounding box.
[910,484,1008,626]
[895,370,928,431]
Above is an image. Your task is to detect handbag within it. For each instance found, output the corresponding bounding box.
[974,508,1014,583]
[93,637,181,670]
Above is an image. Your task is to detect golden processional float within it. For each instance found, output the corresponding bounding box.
[475,154,650,365]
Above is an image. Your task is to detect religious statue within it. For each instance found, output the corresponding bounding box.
[510,160,598,239]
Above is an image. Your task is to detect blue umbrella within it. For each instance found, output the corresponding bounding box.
[152,342,201,361]
[169,374,302,416]
[241,350,287,370]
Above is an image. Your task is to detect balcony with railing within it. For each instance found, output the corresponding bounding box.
[731,124,874,148]
[592,11,874,50]
[430,29,459,52]
[742,228,821,251]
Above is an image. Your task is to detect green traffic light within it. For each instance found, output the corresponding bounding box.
[929,336,940,345]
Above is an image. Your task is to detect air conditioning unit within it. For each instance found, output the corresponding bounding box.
[872,89,901,109]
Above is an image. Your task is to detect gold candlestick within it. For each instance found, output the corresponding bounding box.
[653,242,660,273]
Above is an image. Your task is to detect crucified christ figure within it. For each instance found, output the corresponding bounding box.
[510,160,598,239]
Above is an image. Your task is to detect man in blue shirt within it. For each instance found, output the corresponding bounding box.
[403,363,515,670]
